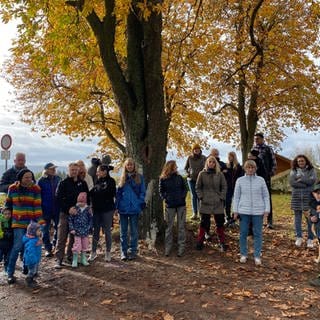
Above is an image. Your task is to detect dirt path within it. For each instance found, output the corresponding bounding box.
[1,216,320,320]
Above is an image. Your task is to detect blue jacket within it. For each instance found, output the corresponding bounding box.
[116,174,146,215]
[159,173,187,208]
[22,235,42,266]
[37,174,61,220]
[68,205,92,237]
[233,174,270,215]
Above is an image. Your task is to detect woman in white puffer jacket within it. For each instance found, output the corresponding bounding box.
[233,160,270,266]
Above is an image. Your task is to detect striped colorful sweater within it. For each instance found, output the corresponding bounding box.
[4,182,44,228]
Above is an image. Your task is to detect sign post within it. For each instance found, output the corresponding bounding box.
[1,134,12,171]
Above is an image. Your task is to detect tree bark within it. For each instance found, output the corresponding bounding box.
[85,0,168,240]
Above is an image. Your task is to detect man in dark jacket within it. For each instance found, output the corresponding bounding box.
[37,163,61,257]
[54,162,89,268]
[0,152,27,193]
[253,133,277,229]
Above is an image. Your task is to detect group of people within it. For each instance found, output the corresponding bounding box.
[178,133,276,265]
[0,132,320,288]
[0,153,145,287]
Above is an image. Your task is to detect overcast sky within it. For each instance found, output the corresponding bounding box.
[0,20,319,171]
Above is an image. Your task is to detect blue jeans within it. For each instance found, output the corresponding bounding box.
[239,214,264,258]
[187,179,198,214]
[294,210,313,240]
[119,214,139,256]
[7,228,26,277]
[42,215,59,252]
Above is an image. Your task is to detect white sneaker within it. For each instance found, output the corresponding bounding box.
[307,239,314,248]
[254,257,262,266]
[240,256,247,263]
[105,251,111,262]
[88,252,97,261]
[295,237,303,247]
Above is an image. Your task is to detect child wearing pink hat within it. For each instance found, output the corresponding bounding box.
[68,192,92,268]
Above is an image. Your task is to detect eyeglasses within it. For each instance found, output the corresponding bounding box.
[297,160,305,163]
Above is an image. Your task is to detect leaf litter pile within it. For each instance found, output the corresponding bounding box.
[0,214,320,320]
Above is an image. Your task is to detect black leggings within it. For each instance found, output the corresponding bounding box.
[200,213,225,232]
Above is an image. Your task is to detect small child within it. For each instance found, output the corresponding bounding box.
[68,192,92,268]
[22,221,42,288]
[0,208,13,274]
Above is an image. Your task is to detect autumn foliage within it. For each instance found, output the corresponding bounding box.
[1,1,319,162]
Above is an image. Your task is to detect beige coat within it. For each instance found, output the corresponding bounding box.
[196,169,227,215]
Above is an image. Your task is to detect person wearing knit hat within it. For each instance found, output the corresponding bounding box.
[68,192,92,268]
[22,221,42,288]
[87,158,101,185]
[4,168,43,285]
[184,143,206,220]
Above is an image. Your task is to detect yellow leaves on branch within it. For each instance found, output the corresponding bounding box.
[136,1,163,20]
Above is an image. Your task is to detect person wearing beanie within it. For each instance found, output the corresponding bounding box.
[184,143,206,220]
[37,162,61,257]
[55,162,89,269]
[4,169,44,285]
[0,152,28,193]
[22,221,42,288]
[68,192,92,268]
[87,158,101,185]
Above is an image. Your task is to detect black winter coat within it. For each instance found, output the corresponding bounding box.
[90,176,116,213]
[56,177,89,214]
[159,173,187,208]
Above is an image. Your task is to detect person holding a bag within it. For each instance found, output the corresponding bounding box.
[115,158,146,261]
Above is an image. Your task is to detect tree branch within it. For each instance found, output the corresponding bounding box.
[211,103,238,115]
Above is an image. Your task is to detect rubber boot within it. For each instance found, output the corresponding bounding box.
[196,227,206,250]
[25,276,37,288]
[72,253,78,268]
[80,252,89,266]
[217,226,227,252]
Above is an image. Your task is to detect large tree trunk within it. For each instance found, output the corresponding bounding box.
[86,0,168,241]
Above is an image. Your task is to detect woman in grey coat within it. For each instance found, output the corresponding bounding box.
[289,154,317,248]
[195,156,227,251]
